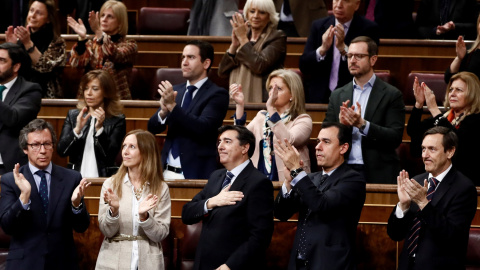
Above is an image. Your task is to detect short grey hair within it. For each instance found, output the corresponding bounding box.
[19,119,57,150]
[243,0,279,27]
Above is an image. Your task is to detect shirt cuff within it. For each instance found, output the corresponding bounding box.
[95,127,104,136]
[360,121,370,136]
[73,128,83,138]
[316,48,326,62]
[204,199,213,214]
[108,208,120,219]
[290,171,307,187]
[394,202,409,218]
[281,182,293,198]
[234,112,247,126]
[157,112,167,124]
[19,198,31,210]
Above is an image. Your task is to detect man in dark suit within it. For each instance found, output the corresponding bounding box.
[299,0,379,103]
[182,125,274,270]
[148,40,229,180]
[415,0,477,40]
[274,0,328,37]
[387,127,477,270]
[274,122,366,270]
[0,119,91,270]
[0,42,42,175]
[324,36,404,184]
[364,0,415,39]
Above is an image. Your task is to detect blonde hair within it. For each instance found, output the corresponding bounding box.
[243,0,279,27]
[111,130,164,198]
[444,71,480,114]
[76,70,123,117]
[100,0,128,36]
[266,69,306,119]
[468,14,480,54]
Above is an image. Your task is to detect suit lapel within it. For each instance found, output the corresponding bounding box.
[430,169,456,205]
[364,79,386,121]
[4,77,21,105]
[47,165,66,225]
[186,79,211,113]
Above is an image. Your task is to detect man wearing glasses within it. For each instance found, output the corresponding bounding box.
[324,36,405,184]
[0,119,91,270]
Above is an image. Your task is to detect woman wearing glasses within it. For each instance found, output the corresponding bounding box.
[57,70,126,177]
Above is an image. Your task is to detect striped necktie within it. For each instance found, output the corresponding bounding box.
[407,177,439,256]
[221,171,234,189]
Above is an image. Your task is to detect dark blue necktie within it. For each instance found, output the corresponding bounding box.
[221,171,234,189]
[407,177,439,256]
[171,85,197,159]
[35,170,49,215]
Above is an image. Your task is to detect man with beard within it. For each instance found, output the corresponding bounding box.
[0,42,42,175]
[324,36,405,184]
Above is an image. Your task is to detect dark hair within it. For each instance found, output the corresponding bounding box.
[186,40,214,71]
[350,36,378,56]
[423,126,458,153]
[28,0,61,38]
[19,119,57,150]
[321,122,353,159]
[218,125,256,157]
[0,42,31,77]
[76,70,123,117]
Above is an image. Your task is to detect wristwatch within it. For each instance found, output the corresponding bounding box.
[290,167,304,178]
[359,121,367,131]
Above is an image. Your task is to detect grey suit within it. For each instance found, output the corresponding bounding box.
[324,77,405,183]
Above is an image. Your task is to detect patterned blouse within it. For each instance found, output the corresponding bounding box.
[69,34,137,100]
[31,36,67,98]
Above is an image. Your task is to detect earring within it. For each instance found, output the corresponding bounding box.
[289,98,292,102]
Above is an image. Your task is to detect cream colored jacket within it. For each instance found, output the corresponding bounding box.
[95,175,171,269]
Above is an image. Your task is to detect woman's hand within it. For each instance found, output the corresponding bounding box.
[456,35,467,60]
[74,107,91,135]
[138,193,158,221]
[91,107,106,132]
[231,12,249,45]
[413,76,425,109]
[5,26,17,43]
[423,83,442,117]
[67,16,87,40]
[104,187,120,216]
[266,84,278,114]
[230,84,244,106]
[88,11,103,40]
[14,26,33,48]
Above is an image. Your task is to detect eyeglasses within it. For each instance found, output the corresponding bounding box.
[27,142,53,151]
[346,53,370,61]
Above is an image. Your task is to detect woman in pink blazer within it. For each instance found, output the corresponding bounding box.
[230,69,312,182]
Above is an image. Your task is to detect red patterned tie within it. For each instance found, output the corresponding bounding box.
[407,177,439,256]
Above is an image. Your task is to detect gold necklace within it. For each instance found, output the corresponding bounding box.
[134,183,146,200]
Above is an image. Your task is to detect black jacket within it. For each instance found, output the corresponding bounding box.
[57,109,126,177]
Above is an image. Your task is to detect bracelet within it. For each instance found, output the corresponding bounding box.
[26,44,35,54]
[72,202,83,210]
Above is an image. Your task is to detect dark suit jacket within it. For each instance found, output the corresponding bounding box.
[182,162,274,270]
[0,164,90,270]
[365,0,415,39]
[0,76,42,172]
[324,78,405,183]
[57,109,126,177]
[147,79,229,179]
[387,168,477,270]
[415,0,477,40]
[273,0,328,37]
[299,14,379,103]
[274,163,366,270]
